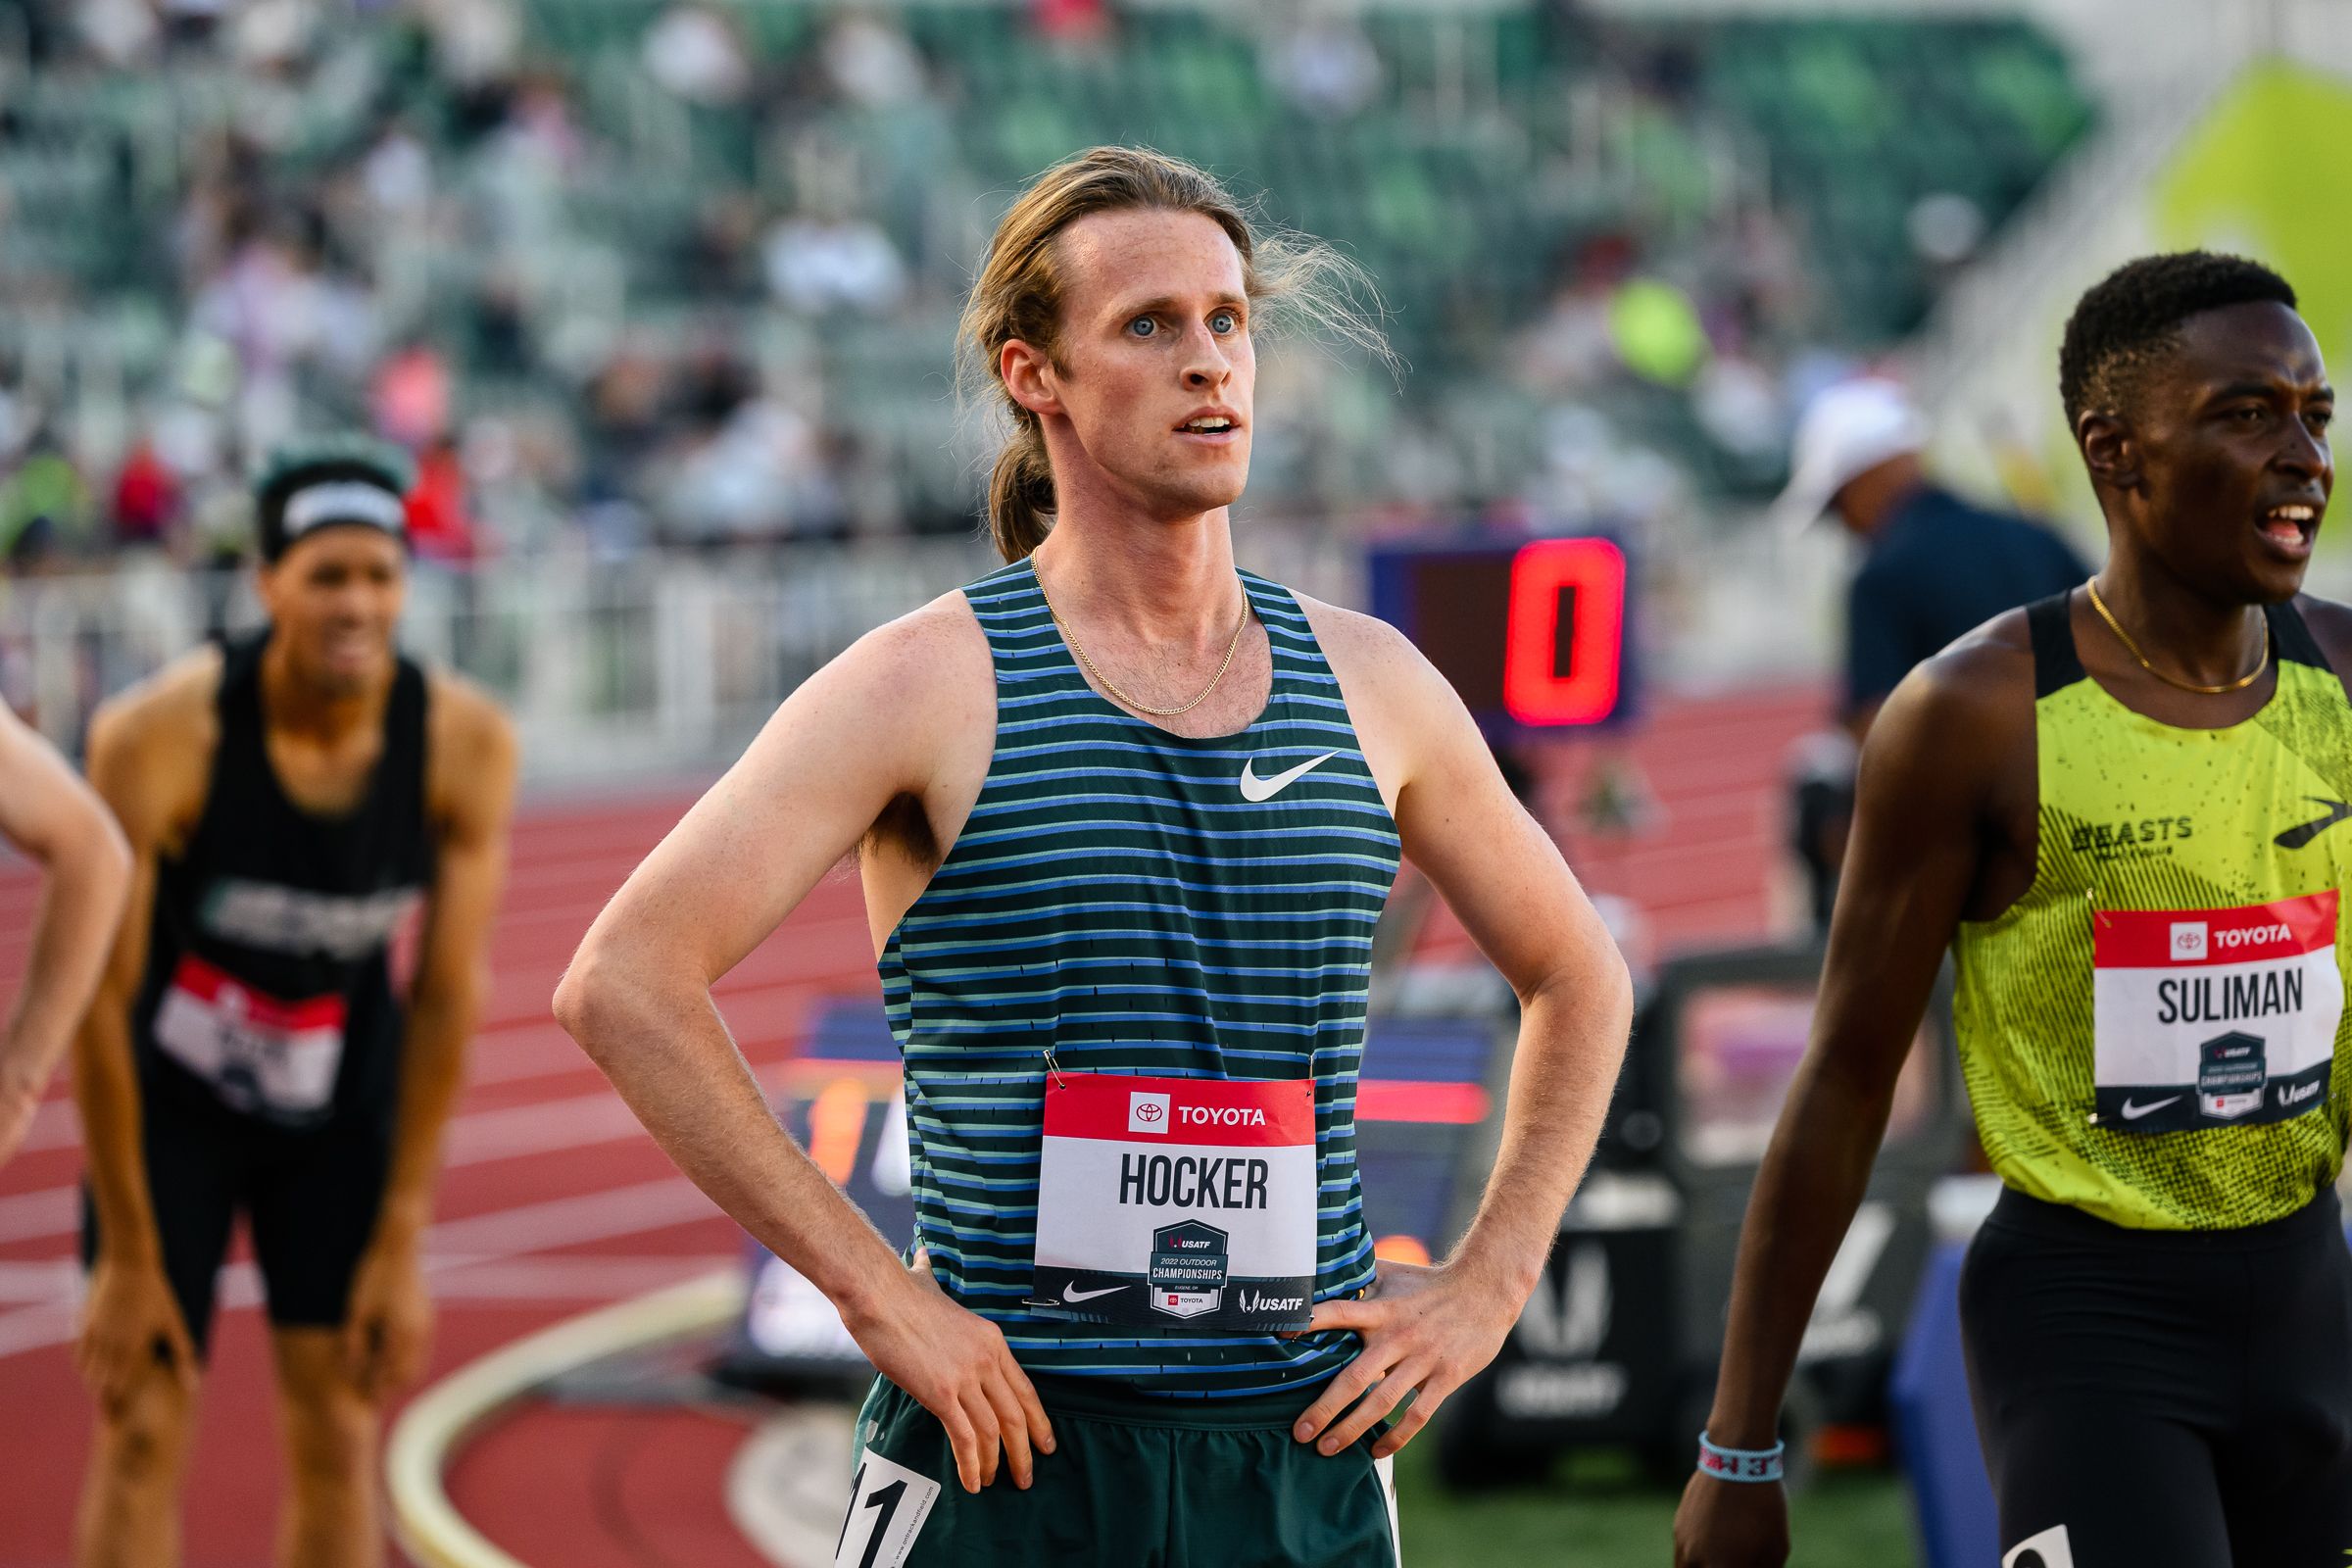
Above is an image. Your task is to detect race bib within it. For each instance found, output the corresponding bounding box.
[832,1448,939,1568]
[150,954,346,1122]
[1028,1073,1317,1331]
[2091,893,2342,1135]
[2003,1524,2075,1568]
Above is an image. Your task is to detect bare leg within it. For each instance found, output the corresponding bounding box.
[269,1327,384,1568]
[74,1357,200,1568]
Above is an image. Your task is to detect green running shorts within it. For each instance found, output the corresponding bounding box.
[834,1372,1401,1567]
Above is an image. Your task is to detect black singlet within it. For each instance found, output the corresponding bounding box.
[131,632,431,1131]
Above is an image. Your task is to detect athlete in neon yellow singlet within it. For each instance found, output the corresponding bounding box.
[1678,252,2352,1568]
[1955,598,2352,1229]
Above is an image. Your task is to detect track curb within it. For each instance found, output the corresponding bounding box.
[386,1268,746,1568]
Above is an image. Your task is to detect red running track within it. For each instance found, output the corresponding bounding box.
[0,683,1821,1566]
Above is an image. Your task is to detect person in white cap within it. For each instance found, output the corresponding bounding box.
[1777,379,2087,928]
[1777,377,2087,738]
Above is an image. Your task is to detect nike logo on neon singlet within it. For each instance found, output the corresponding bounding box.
[1239,752,1339,802]
[2275,797,2352,850]
[2120,1096,2181,1120]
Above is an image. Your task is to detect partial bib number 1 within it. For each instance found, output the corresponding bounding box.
[833,1447,941,1568]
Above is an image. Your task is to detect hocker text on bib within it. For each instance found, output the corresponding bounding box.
[1027,1073,1318,1331]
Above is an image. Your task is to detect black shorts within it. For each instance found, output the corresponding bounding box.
[1960,1184,2352,1568]
[81,1083,392,1356]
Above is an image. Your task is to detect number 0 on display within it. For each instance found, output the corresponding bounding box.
[1502,537,1628,726]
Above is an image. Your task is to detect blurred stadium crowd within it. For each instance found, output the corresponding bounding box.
[0,0,2095,576]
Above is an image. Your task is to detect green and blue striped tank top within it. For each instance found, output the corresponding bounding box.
[878,557,1402,1397]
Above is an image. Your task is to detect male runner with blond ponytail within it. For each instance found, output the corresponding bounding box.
[559,147,1632,1567]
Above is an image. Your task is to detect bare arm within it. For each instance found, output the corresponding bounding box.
[0,705,131,1165]
[1401,657,1633,1301]
[554,614,957,1317]
[73,688,204,1266]
[1675,644,2018,1567]
[344,683,518,1395]
[1705,662,1998,1444]
[72,662,217,1405]
[554,600,1053,1494]
[382,684,517,1240]
[1295,612,1636,1457]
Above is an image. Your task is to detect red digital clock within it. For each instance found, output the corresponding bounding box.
[1368,535,1634,732]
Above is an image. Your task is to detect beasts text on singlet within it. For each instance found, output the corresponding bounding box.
[1951,594,2352,1229]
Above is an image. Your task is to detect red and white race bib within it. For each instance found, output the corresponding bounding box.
[2090,893,2342,1135]
[151,955,346,1121]
[1028,1073,1317,1331]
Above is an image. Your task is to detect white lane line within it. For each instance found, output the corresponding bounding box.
[0,1041,851,1241]
[11,1101,76,1154]
[0,1175,735,1359]
[10,1030,607,1154]
[0,1259,77,1300]
[0,1186,76,1246]
[0,1301,75,1358]
[7,928,868,1125]
[424,1176,720,1257]
[727,1403,860,1568]
[389,1270,744,1568]
[462,915,873,1027]
[0,1253,736,1305]
[441,1092,657,1167]
[10,1017,660,1155]
[424,1253,738,1299]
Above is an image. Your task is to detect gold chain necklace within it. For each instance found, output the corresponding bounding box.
[1034,567,1252,717]
[2084,577,2269,695]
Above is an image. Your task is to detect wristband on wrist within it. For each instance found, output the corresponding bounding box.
[1696,1431,1786,1483]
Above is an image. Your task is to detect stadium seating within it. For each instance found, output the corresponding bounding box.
[0,3,2095,534]
[1690,16,2093,333]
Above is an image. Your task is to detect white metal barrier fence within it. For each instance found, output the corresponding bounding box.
[0,533,1369,784]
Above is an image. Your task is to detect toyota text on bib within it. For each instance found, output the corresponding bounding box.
[2091,893,2342,1135]
[1028,1073,1317,1331]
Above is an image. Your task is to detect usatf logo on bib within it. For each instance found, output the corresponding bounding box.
[1028,1072,1317,1332]
[2090,892,2342,1136]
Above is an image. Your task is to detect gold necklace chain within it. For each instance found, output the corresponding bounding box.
[2084,577,2269,695]
[1035,567,1252,717]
